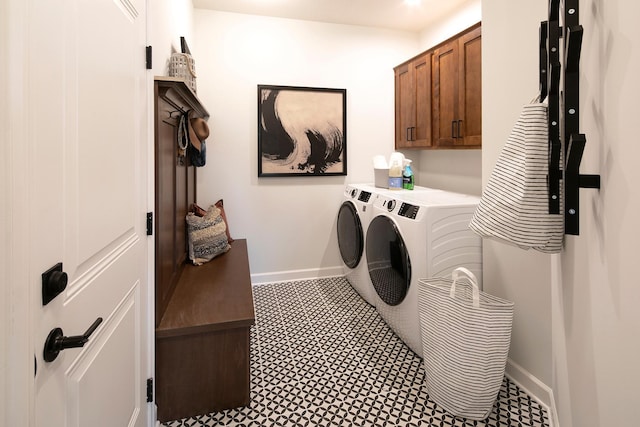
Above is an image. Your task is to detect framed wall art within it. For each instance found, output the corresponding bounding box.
[258,85,347,177]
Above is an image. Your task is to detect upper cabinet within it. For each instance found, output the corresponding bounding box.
[395,23,482,150]
[395,52,432,149]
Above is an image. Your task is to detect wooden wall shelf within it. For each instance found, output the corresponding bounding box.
[155,76,209,119]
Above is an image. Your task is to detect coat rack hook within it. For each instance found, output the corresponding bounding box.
[564,134,601,235]
[160,94,186,114]
[539,21,549,102]
[549,0,560,22]
[565,25,583,73]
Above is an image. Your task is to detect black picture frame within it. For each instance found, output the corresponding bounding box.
[258,85,347,177]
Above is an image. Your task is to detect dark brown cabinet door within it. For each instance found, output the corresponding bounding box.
[395,62,415,148]
[413,53,432,147]
[432,40,459,147]
[395,52,432,149]
[458,26,482,147]
[432,25,482,148]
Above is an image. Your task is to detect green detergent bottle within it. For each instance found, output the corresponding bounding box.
[403,160,414,190]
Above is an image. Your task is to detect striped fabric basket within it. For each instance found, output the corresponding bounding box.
[468,99,564,253]
[418,268,514,420]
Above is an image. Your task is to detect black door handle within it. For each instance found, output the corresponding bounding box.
[451,120,457,138]
[43,317,103,362]
[458,120,463,138]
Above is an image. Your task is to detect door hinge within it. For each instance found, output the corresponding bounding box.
[146,212,153,236]
[145,46,152,70]
[146,378,153,402]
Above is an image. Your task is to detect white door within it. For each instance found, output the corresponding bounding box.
[25,0,150,426]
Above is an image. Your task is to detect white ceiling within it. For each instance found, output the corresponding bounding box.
[193,0,475,32]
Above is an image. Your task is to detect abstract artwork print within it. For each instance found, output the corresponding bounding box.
[258,85,347,177]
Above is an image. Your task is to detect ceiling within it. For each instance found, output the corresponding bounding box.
[192,0,475,33]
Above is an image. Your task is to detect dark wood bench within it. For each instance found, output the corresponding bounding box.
[153,78,255,423]
[155,239,255,422]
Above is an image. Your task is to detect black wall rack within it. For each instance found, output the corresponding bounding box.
[540,0,600,235]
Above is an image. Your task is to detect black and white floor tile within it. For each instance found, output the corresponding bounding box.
[163,277,550,427]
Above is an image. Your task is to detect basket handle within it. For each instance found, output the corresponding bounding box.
[185,54,196,78]
[449,267,480,308]
[175,53,197,78]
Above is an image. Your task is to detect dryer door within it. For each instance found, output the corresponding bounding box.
[337,201,364,269]
[366,215,411,306]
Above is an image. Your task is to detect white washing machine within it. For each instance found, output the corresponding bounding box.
[337,184,440,306]
[337,184,379,306]
[365,190,482,356]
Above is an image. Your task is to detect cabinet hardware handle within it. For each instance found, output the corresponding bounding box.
[406,127,411,141]
[451,121,457,138]
[411,127,415,141]
[458,120,463,138]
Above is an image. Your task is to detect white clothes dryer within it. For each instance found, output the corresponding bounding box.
[337,184,379,306]
[365,191,482,356]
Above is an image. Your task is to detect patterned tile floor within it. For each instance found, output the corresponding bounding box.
[163,277,549,427]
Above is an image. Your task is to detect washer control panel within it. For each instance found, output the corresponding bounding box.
[399,202,419,219]
[377,198,420,220]
[358,191,372,202]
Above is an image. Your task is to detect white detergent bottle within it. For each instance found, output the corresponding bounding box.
[388,158,403,190]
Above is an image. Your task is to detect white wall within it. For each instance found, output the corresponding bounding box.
[419,0,482,48]
[553,1,640,425]
[193,10,419,280]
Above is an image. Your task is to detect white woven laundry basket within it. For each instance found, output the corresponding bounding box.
[418,267,514,420]
[169,52,197,93]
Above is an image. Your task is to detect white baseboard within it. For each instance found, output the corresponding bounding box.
[251,266,343,285]
[505,358,559,427]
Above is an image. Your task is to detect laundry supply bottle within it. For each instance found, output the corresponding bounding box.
[402,160,414,190]
[388,159,403,190]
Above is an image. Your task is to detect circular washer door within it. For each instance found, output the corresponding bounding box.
[337,201,364,269]
[366,215,411,306]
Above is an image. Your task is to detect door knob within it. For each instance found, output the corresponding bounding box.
[43,317,103,362]
[42,262,68,305]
